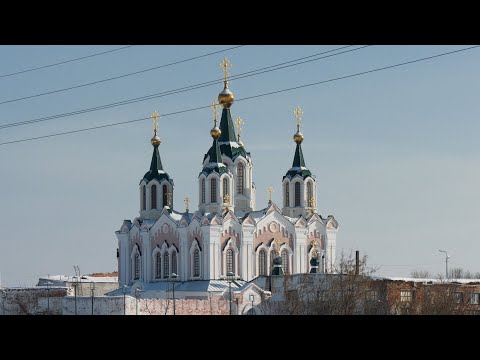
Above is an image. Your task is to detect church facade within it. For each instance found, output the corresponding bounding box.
[115,59,339,288]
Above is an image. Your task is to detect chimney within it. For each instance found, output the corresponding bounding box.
[355,250,360,275]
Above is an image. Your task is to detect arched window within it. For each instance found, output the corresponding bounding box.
[162,184,168,208]
[201,178,206,204]
[259,250,266,276]
[134,253,140,280]
[151,184,157,209]
[307,182,313,207]
[284,182,290,207]
[193,249,200,277]
[294,182,301,207]
[237,163,244,195]
[281,250,288,274]
[210,178,217,203]
[163,252,170,278]
[270,250,278,271]
[172,251,177,275]
[155,252,161,279]
[223,178,229,201]
[226,249,234,274]
[142,185,146,210]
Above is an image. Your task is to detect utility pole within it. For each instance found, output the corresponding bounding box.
[438,250,450,279]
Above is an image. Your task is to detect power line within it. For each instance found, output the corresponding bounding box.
[0,45,135,78]
[0,45,246,106]
[0,45,363,130]
[1,45,478,147]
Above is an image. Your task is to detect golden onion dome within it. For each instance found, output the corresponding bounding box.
[150,135,161,146]
[293,131,304,144]
[218,84,234,108]
[210,126,222,139]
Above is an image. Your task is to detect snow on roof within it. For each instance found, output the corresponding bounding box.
[374,276,480,284]
[38,275,118,284]
[218,141,241,148]
[289,166,309,172]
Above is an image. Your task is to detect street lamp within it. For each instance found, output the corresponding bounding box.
[45,281,53,315]
[72,276,79,315]
[1,290,6,316]
[90,281,95,315]
[438,250,450,279]
[226,271,234,315]
[135,288,141,316]
[123,285,128,315]
[249,294,255,315]
[170,273,178,315]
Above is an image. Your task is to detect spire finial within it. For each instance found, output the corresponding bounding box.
[267,185,274,204]
[220,57,232,87]
[309,197,316,210]
[293,106,304,144]
[235,116,245,144]
[210,100,221,139]
[166,190,172,208]
[184,195,190,213]
[150,111,161,146]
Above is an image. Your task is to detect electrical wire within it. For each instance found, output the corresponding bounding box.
[0,45,135,78]
[0,45,246,106]
[1,45,478,147]
[0,45,363,130]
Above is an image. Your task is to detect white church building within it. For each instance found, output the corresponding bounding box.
[114,59,339,296]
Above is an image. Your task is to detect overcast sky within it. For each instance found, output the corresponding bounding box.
[1,45,479,287]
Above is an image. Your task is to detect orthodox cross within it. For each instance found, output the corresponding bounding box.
[223,193,230,212]
[267,186,274,204]
[167,190,172,208]
[312,238,318,258]
[210,100,219,126]
[294,105,303,132]
[151,111,160,135]
[235,116,245,142]
[184,196,190,213]
[220,57,232,84]
[274,238,281,252]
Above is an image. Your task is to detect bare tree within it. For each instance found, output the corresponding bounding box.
[410,270,432,278]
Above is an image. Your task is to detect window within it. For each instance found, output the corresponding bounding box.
[134,253,140,280]
[151,184,157,209]
[307,182,313,207]
[210,178,217,203]
[281,250,288,274]
[237,163,244,195]
[163,252,170,278]
[284,182,289,207]
[470,293,480,305]
[171,251,177,275]
[365,290,378,302]
[223,178,229,201]
[294,182,301,207]
[259,250,266,276]
[226,249,234,274]
[453,292,463,304]
[142,185,146,210]
[400,290,413,302]
[193,249,200,277]
[155,252,161,279]
[201,178,206,204]
[162,185,168,207]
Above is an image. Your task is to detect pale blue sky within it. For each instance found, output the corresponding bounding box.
[1,45,479,286]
